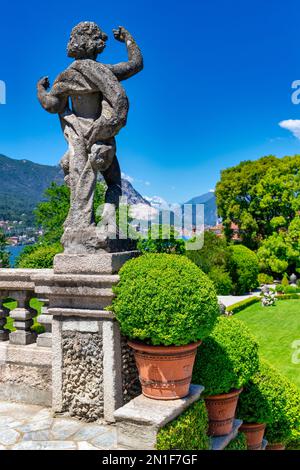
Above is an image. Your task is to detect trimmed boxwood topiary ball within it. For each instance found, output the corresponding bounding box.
[237,359,300,445]
[112,253,220,346]
[192,316,259,396]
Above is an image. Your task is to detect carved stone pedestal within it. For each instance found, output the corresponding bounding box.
[32,251,140,423]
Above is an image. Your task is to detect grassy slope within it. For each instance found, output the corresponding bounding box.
[236,300,300,389]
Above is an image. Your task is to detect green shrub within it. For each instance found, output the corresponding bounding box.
[112,254,220,346]
[258,273,274,285]
[137,225,185,255]
[226,297,260,315]
[276,293,300,300]
[192,316,259,396]
[282,273,289,287]
[237,360,300,445]
[208,267,233,295]
[156,400,210,450]
[186,231,230,275]
[16,243,63,268]
[228,245,259,295]
[286,440,300,450]
[276,285,300,294]
[225,432,247,450]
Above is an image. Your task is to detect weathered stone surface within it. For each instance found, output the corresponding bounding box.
[211,419,243,450]
[73,423,108,441]
[0,342,52,406]
[0,365,52,407]
[61,330,104,421]
[17,418,53,433]
[11,440,77,450]
[37,22,143,254]
[114,385,204,450]
[54,251,138,274]
[0,428,20,446]
[91,429,117,449]
[121,336,141,404]
[50,418,81,440]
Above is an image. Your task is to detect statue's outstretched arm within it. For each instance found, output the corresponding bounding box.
[37,77,67,114]
[107,27,143,81]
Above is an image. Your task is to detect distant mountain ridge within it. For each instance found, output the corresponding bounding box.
[185,191,218,226]
[0,154,149,222]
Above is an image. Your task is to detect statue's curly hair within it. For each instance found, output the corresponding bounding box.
[67,21,108,59]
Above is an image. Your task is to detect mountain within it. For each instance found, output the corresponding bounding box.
[185,191,218,227]
[144,192,218,227]
[0,154,149,222]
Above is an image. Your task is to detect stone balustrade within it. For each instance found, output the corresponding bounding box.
[0,269,52,346]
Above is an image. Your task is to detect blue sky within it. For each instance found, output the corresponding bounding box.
[1,0,300,203]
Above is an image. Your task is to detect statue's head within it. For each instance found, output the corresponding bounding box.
[67,21,108,60]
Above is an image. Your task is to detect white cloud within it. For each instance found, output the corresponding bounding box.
[279,119,300,139]
[209,189,215,193]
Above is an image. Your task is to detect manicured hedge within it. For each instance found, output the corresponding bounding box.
[112,254,220,346]
[276,294,300,300]
[226,297,260,314]
[192,316,259,396]
[156,400,210,450]
[225,432,247,451]
[227,245,259,295]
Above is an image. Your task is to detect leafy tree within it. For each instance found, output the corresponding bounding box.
[257,218,300,275]
[0,229,9,267]
[186,231,230,274]
[35,182,106,244]
[137,225,186,254]
[216,155,300,249]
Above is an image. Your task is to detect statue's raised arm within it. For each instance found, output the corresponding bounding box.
[107,26,143,81]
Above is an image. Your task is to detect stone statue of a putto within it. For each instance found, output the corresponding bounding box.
[37,22,143,254]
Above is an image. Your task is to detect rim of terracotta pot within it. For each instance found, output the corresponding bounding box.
[205,388,243,400]
[127,339,202,354]
[240,422,266,431]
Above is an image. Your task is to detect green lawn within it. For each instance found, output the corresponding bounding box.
[3,298,44,333]
[236,299,300,389]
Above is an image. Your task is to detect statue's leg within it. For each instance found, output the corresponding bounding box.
[99,154,122,231]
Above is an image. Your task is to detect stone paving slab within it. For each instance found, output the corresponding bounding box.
[0,401,117,450]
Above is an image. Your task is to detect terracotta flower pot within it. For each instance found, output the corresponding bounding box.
[128,340,201,400]
[240,422,266,450]
[266,443,286,450]
[205,388,242,436]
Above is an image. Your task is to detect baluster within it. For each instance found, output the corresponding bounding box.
[0,293,9,341]
[9,291,37,345]
[36,297,52,348]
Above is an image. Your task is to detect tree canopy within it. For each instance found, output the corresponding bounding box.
[216,155,300,275]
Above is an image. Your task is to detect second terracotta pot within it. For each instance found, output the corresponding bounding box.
[128,340,201,400]
[205,388,242,436]
[240,422,266,450]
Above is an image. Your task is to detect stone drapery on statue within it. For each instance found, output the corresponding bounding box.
[54,60,128,252]
[37,22,143,254]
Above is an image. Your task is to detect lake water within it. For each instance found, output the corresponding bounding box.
[6,245,24,267]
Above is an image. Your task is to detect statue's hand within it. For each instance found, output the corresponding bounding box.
[37,76,50,91]
[113,26,131,43]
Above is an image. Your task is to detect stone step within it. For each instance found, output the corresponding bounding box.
[210,419,243,450]
[114,385,204,450]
